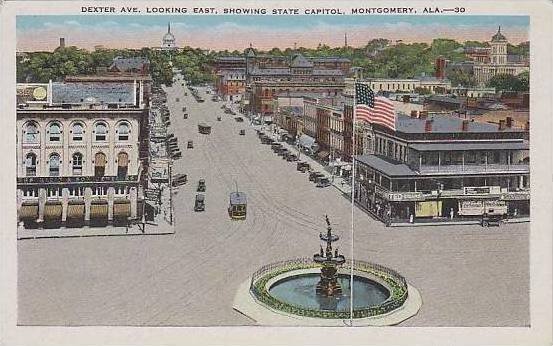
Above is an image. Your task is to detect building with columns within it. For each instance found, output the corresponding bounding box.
[473,27,529,85]
[16,80,148,228]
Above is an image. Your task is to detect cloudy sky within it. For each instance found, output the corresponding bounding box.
[17,15,529,52]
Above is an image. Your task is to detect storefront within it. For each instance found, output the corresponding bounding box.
[90,200,108,226]
[66,200,85,227]
[113,199,131,225]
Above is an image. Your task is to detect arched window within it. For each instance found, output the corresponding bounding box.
[72,152,83,175]
[95,122,107,141]
[117,152,128,179]
[117,122,130,141]
[25,153,37,176]
[24,123,39,143]
[94,152,106,177]
[49,153,60,176]
[48,123,62,142]
[72,123,84,141]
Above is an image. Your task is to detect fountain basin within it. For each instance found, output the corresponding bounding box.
[233,258,422,326]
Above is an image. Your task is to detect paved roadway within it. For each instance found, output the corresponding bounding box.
[17,77,529,327]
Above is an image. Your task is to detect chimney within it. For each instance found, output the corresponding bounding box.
[498,119,506,131]
[419,110,428,119]
[424,119,433,132]
[410,110,419,118]
[59,37,65,48]
[461,119,469,132]
[506,117,513,128]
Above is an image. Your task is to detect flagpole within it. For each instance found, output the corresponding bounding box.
[349,80,357,327]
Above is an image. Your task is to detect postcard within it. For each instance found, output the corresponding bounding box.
[0,0,552,345]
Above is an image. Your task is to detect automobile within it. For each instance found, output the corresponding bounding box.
[239,129,245,135]
[316,177,331,188]
[197,179,206,192]
[224,109,232,114]
[171,152,182,160]
[277,148,289,156]
[176,98,180,102]
[221,105,226,109]
[286,154,299,162]
[271,143,283,151]
[309,171,325,182]
[235,117,244,122]
[183,113,188,119]
[481,213,502,227]
[187,140,194,149]
[182,107,187,112]
[197,98,205,103]
[194,194,205,212]
[171,173,187,187]
[297,162,311,172]
[217,116,222,121]
[230,111,237,115]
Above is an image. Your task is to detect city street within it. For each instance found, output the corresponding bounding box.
[17,77,529,327]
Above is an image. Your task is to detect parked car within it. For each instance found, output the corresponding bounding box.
[481,213,502,227]
[176,98,180,102]
[194,194,205,212]
[309,171,325,182]
[171,152,182,160]
[197,179,206,192]
[187,140,194,149]
[171,174,187,187]
[239,129,245,135]
[296,162,310,172]
[182,107,186,112]
[217,116,222,121]
[224,109,232,114]
[286,154,299,162]
[183,113,188,119]
[235,117,244,122]
[316,177,331,188]
[277,148,289,156]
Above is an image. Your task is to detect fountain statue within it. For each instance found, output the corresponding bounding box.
[313,215,346,296]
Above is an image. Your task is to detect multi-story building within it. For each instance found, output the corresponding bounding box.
[214,69,246,101]
[354,111,529,223]
[16,79,148,228]
[365,77,452,94]
[473,27,529,85]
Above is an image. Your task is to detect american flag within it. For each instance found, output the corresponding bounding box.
[355,83,396,130]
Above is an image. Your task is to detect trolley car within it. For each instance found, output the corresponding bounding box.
[228,192,247,220]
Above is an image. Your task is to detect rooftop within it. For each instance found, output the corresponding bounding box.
[395,113,524,134]
[355,154,416,177]
[109,56,149,72]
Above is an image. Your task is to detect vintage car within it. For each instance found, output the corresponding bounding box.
[309,171,325,182]
[228,192,247,220]
[286,154,299,162]
[198,123,212,134]
[316,177,331,188]
[171,174,187,187]
[194,194,205,212]
[239,129,245,135]
[183,113,188,119]
[297,162,310,172]
[171,152,182,160]
[187,140,194,149]
[197,179,206,192]
[235,117,244,122]
[481,213,502,227]
[182,107,186,112]
[217,116,222,121]
[175,98,180,102]
[276,148,289,156]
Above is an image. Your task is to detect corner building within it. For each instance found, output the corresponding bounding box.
[16,80,148,228]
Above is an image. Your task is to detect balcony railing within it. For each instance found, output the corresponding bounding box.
[418,163,529,174]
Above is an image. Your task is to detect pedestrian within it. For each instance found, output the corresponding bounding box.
[450,208,454,220]
[409,214,414,224]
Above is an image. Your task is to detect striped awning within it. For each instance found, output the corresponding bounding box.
[90,201,108,219]
[67,202,85,219]
[19,203,38,220]
[113,199,131,218]
[43,202,62,220]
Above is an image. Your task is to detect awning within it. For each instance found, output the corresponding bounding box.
[317,151,330,160]
[43,202,62,221]
[90,201,108,219]
[19,203,38,220]
[113,199,131,218]
[67,201,85,220]
[298,134,315,149]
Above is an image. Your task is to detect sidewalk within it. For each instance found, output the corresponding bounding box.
[17,222,175,240]
[390,216,530,227]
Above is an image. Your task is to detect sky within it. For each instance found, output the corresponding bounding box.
[16,15,529,52]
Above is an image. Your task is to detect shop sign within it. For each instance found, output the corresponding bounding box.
[388,192,423,201]
[501,192,530,200]
[18,175,138,184]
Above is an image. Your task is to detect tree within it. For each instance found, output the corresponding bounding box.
[447,69,477,87]
[486,73,529,92]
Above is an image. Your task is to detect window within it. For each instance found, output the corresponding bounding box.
[25,153,37,176]
[24,123,39,143]
[48,123,62,142]
[72,123,84,141]
[117,152,128,179]
[49,153,60,176]
[95,123,107,141]
[94,152,106,177]
[117,122,130,141]
[72,152,83,176]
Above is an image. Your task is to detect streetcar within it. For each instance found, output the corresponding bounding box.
[198,123,212,134]
[228,192,247,220]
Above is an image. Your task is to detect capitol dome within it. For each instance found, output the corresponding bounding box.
[162,22,176,49]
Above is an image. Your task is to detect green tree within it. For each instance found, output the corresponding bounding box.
[487,72,529,92]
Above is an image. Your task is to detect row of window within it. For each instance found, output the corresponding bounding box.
[24,151,129,178]
[22,121,131,144]
[22,186,129,198]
